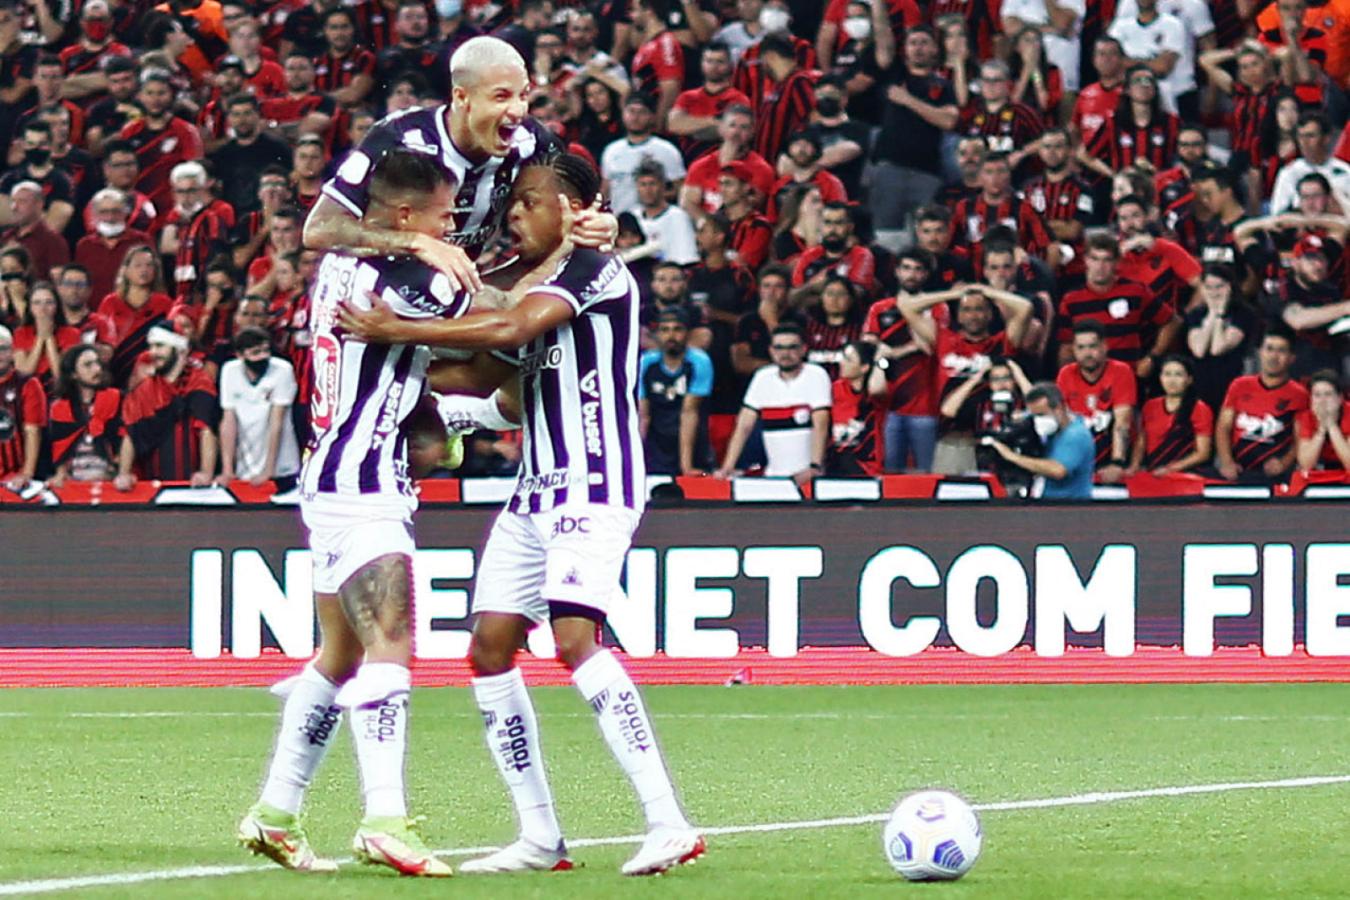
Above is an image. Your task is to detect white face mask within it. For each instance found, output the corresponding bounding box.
[759,7,790,31]
[1032,414,1060,441]
[842,16,871,41]
[95,220,126,238]
[435,0,461,18]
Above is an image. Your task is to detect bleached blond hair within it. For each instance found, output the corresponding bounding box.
[450,36,526,90]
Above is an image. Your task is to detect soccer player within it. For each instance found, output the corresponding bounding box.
[237,149,467,877]
[303,35,615,293]
[339,153,706,877]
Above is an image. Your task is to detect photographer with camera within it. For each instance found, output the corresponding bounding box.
[984,382,1096,500]
[944,356,1032,477]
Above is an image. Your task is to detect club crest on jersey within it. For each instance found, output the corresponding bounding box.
[1108,298,1131,319]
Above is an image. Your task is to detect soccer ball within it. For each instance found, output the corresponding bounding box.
[881,790,982,881]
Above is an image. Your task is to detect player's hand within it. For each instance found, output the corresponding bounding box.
[249,471,273,487]
[338,293,404,343]
[1217,459,1240,481]
[570,194,614,252]
[412,234,483,294]
[213,472,234,487]
[713,465,737,479]
[4,474,30,492]
[792,468,814,487]
[190,470,213,488]
[984,437,1014,461]
[113,472,136,492]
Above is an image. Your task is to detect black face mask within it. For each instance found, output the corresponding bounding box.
[822,236,847,254]
[1,272,25,282]
[816,96,842,117]
[244,356,270,378]
[24,148,50,167]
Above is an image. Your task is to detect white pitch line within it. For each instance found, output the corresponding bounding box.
[2,773,1349,896]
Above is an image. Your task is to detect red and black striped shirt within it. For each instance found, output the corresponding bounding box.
[1231,81,1280,162]
[171,201,235,303]
[752,69,815,164]
[957,100,1044,156]
[1221,374,1309,471]
[120,362,220,480]
[312,47,376,93]
[1258,24,1328,105]
[1022,174,1095,226]
[49,387,122,468]
[729,212,773,272]
[59,41,131,77]
[0,370,46,477]
[950,193,1053,259]
[1141,395,1213,468]
[804,313,863,380]
[1056,278,1170,363]
[828,377,883,475]
[120,116,205,215]
[1085,113,1180,172]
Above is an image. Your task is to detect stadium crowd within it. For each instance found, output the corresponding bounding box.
[1,0,1350,494]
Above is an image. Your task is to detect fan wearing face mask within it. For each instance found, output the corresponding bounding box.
[984,381,1096,499]
[74,188,151,302]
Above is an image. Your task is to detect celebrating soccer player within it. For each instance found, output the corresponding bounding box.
[238,149,470,877]
[340,153,706,877]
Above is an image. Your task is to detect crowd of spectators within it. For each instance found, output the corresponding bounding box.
[1,0,1350,496]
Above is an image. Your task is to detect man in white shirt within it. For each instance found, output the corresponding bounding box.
[716,322,831,484]
[600,93,687,216]
[999,0,1087,92]
[1111,0,1213,118]
[1107,0,1190,115]
[1270,111,1350,214]
[634,159,699,265]
[215,326,301,490]
[713,0,768,64]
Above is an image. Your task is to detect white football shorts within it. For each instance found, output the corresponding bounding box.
[473,503,640,625]
[301,493,417,594]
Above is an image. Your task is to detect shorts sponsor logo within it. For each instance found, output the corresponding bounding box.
[588,688,609,714]
[562,567,583,587]
[551,516,591,538]
[493,713,532,772]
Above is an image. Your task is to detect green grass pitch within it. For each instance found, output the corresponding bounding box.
[1,684,1348,898]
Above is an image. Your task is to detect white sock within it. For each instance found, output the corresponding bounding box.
[572,649,689,831]
[472,668,563,849]
[435,390,516,434]
[259,663,343,815]
[338,662,411,820]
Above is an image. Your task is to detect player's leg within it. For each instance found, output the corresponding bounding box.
[333,551,451,876]
[238,514,366,872]
[545,505,703,876]
[553,612,704,875]
[459,512,573,874]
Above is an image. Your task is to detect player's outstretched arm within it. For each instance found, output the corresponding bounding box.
[342,290,575,352]
[304,195,484,293]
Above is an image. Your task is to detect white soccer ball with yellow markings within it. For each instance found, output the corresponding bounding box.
[882,790,982,881]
